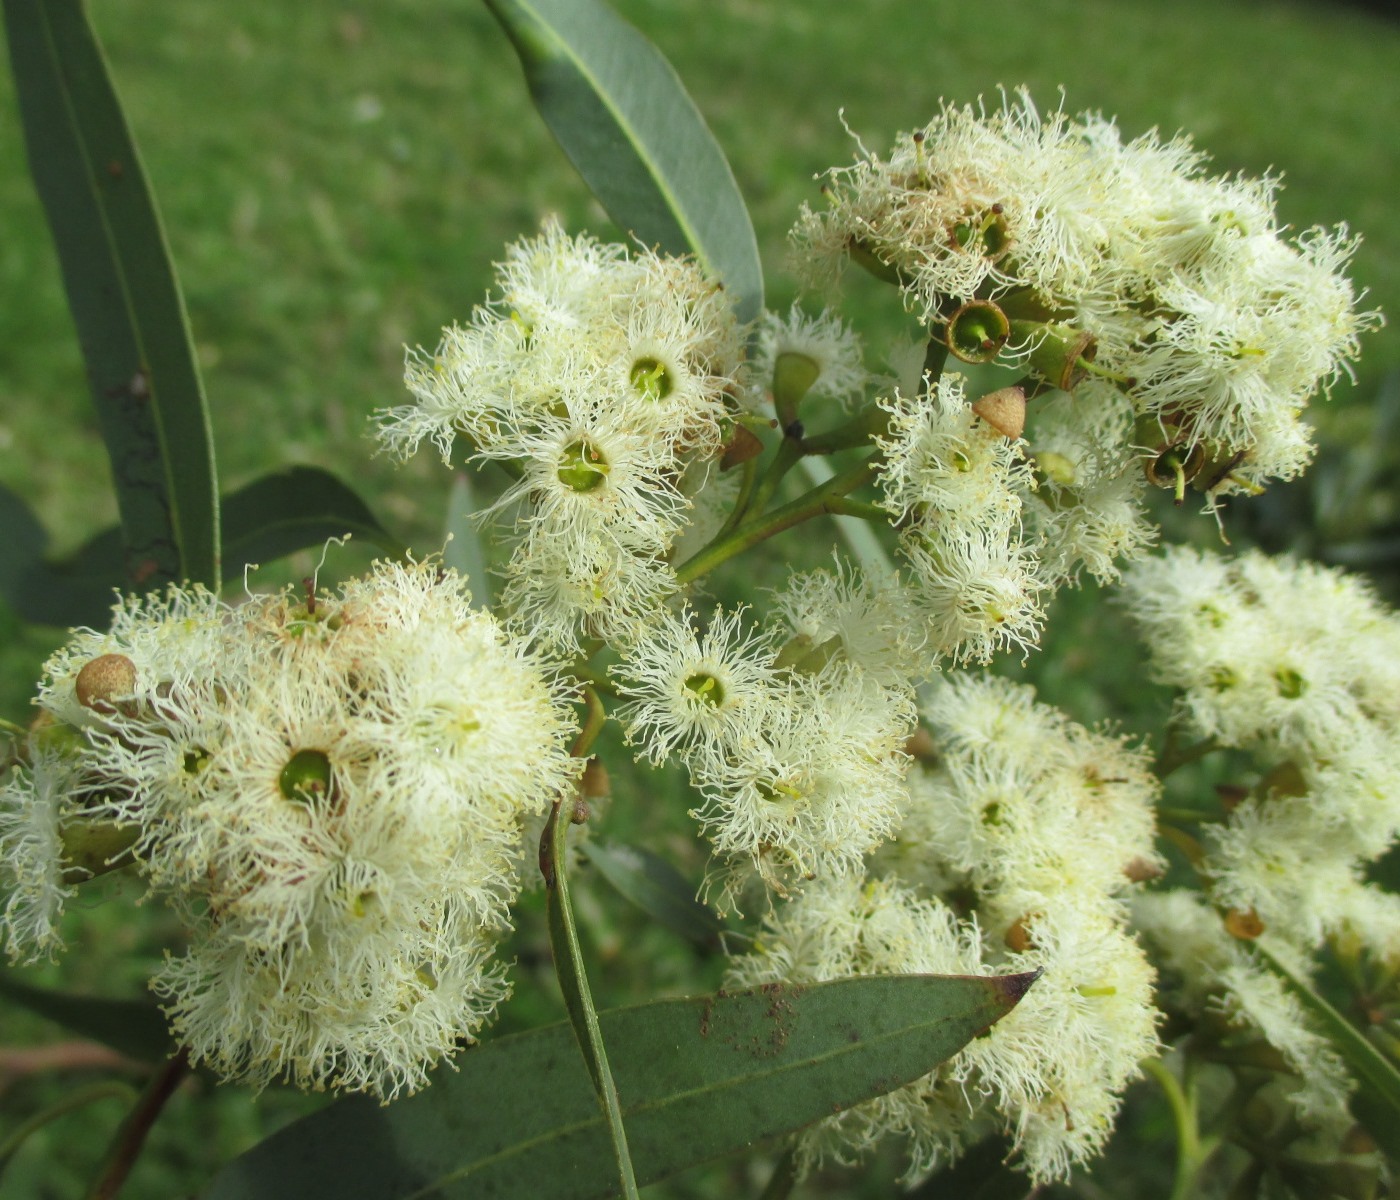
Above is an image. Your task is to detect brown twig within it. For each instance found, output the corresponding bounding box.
[85,1045,191,1200]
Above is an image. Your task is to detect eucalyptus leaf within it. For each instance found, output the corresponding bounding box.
[482,0,763,322]
[443,473,493,606]
[0,470,401,629]
[582,839,723,951]
[0,485,121,628]
[1254,942,1400,1158]
[221,465,406,575]
[0,972,172,1064]
[4,0,219,590]
[206,971,1036,1200]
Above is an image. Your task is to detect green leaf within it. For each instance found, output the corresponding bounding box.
[221,466,406,576]
[581,839,723,951]
[542,798,640,1198]
[3,0,219,590]
[0,485,122,628]
[482,0,764,323]
[0,470,401,629]
[443,474,493,607]
[1253,942,1400,1159]
[0,972,172,1064]
[206,971,1037,1200]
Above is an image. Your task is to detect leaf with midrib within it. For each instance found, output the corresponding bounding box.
[483,0,764,324]
[0,470,402,630]
[0,972,172,1064]
[206,971,1037,1200]
[4,0,219,591]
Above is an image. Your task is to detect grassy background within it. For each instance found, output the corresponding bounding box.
[1,0,1398,1195]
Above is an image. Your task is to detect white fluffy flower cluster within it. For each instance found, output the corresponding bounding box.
[794,89,1379,513]
[376,221,747,652]
[728,675,1163,1183]
[876,373,1046,662]
[1122,547,1400,944]
[1,560,579,1099]
[612,560,919,905]
[1123,547,1400,1120]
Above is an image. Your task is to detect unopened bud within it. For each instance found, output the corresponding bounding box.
[903,726,937,761]
[971,386,1026,439]
[1214,783,1249,812]
[75,654,137,714]
[772,352,822,414]
[1124,856,1163,884]
[59,817,139,883]
[1003,914,1039,953]
[581,756,610,802]
[1224,908,1265,940]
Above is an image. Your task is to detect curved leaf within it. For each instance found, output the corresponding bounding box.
[443,474,492,607]
[207,971,1038,1200]
[221,465,406,575]
[0,972,172,1064]
[582,839,723,951]
[0,470,401,629]
[3,0,219,590]
[1254,942,1400,1159]
[483,0,763,323]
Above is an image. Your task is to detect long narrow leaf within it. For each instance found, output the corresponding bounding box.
[0,485,120,628]
[221,466,406,574]
[0,972,172,1064]
[1254,942,1400,1158]
[206,971,1037,1200]
[4,0,219,589]
[0,470,401,629]
[582,839,723,951]
[483,0,764,322]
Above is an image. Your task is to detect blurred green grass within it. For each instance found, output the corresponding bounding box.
[1,0,1397,1195]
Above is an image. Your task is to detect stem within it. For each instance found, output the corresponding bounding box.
[1155,733,1220,778]
[919,335,949,397]
[758,1144,799,1200]
[797,403,887,455]
[570,685,607,760]
[85,1046,189,1200]
[540,787,639,1200]
[675,455,880,586]
[746,430,806,519]
[716,452,761,538]
[1142,1056,1205,1200]
[824,496,887,522]
[0,1082,135,1176]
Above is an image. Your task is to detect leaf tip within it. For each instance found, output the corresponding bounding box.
[993,967,1043,1009]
